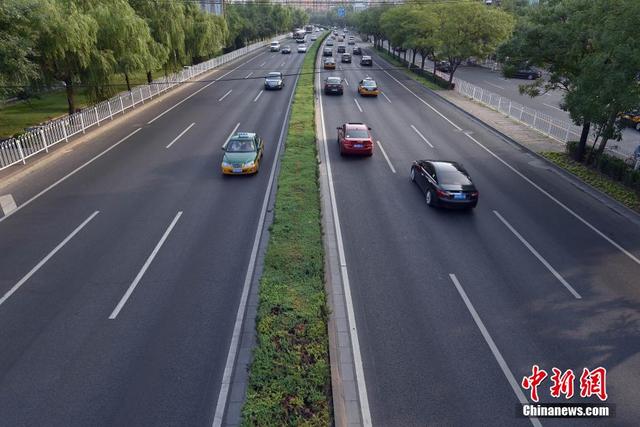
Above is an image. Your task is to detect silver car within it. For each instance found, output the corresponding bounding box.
[264,72,284,90]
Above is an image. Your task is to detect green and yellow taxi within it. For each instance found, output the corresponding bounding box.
[221,132,264,175]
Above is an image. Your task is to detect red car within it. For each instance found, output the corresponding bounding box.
[337,122,373,156]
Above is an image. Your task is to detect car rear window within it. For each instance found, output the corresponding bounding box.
[327,77,341,84]
[345,129,368,139]
[437,170,471,185]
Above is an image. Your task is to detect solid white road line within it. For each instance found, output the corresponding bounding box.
[166,123,196,149]
[0,211,99,307]
[0,128,141,225]
[410,125,434,148]
[353,98,363,113]
[253,90,264,102]
[493,211,581,299]
[449,274,542,427]
[0,194,17,215]
[109,211,182,319]
[376,140,396,174]
[244,72,253,79]
[484,80,505,90]
[211,64,302,427]
[218,89,233,102]
[379,66,462,131]
[147,52,265,124]
[543,102,564,112]
[318,57,373,427]
[381,91,392,103]
[380,57,640,267]
[223,122,241,148]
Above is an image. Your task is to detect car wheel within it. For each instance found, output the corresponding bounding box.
[410,167,415,182]
[636,122,640,131]
[426,190,435,207]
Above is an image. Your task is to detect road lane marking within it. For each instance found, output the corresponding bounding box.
[147,52,265,124]
[166,122,195,149]
[223,122,241,148]
[244,72,253,79]
[317,56,373,427]
[253,90,264,102]
[0,128,141,225]
[212,65,302,427]
[281,61,286,66]
[109,211,182,319]
[376,140,396,174]
[0,211,99,307]
[353,98,363,112]
[344,79,349,86]
[493,211,581,299]
[381,91,392,103]
[259,61,266,67]
[410,125,434,148]
[484,80,505,90]
[543,102,564,112]
[380,56,640,267]
[449,274,542,427]
[379,66,462,131]
[218,89,232,102]
[0,194,17,215]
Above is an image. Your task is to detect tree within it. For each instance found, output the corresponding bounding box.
[436,1,514,85]
[35,0,98,114]
[380,6,412,58]
[0,0,41,97]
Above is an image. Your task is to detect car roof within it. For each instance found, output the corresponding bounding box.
[267,72,281,76]
[345,122,368,130]
[362,55,371,59]
[231,132,256,140]
[421,160,465,172]
[326,76,341,81]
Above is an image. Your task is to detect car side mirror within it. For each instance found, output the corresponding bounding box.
[368,127,372,130]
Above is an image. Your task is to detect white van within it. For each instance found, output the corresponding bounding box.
[270,40,280,52]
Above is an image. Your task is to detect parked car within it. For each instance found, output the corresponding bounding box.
[410,160,478,209]
[341,53,352,63]
[337,122,373,156]
[435,61,452,73]
[506,66,542,80]
[324,76,344,95]
[353,46,362,55]
[620,109,640,131]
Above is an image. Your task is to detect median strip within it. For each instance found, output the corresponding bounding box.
[241,33,331,426]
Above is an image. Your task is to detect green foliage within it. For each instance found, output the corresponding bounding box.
[542,151,640,212]
[241,33,331,427]
[375,47,446,91]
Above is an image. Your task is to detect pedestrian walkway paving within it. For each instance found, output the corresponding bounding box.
[438,90,566,154]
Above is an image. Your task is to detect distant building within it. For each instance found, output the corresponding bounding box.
[198,0,224,16]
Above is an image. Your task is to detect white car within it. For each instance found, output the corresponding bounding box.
[297,44,307,53]
[270,41,280,52]
[310,35,318,41]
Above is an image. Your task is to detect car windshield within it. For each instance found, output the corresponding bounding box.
[345,129,368,139]
[267,73,280,79]
[327,77,341,84]
[226,139,255,152]
[362,80,376,88]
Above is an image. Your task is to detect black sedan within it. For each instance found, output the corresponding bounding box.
[324,76,344,95]
[507,67,542,80]
[323,47,333,57]
[410,160,478,209]
[353,46,362,55]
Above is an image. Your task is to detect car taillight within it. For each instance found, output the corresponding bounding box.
[436,189,451,199]
[470,191,479,198]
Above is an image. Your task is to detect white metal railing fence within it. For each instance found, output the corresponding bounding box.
[0,34,287,171]
[452,78,584,145]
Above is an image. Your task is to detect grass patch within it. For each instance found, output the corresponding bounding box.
[241,33,331,426]
[541,151,640,212]
[374,48,444,91]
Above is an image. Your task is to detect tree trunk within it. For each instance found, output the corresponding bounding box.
[592,113,617,161]
[124,73,131,92]
[387,41,391,54]
[411,50,417,67]
[64,79,75,115]
[433,61,437,78]
[574,121,591,162]
[421,53,426,70]
[146,71,153,84]
[403,49,407,62]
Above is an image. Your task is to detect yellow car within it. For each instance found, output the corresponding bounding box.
[221,132,264,175]
[324,58,336,70]
[620,109,640,131]
[358,78,379,96]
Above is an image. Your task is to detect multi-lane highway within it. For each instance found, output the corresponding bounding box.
[319,36,640,426]
[0,37,306,426]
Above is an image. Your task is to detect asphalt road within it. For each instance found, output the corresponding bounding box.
[320,37,640,426]
[0,38,307,427]
[379,40,640,156]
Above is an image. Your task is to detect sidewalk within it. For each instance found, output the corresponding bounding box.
[438,90,566,154]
